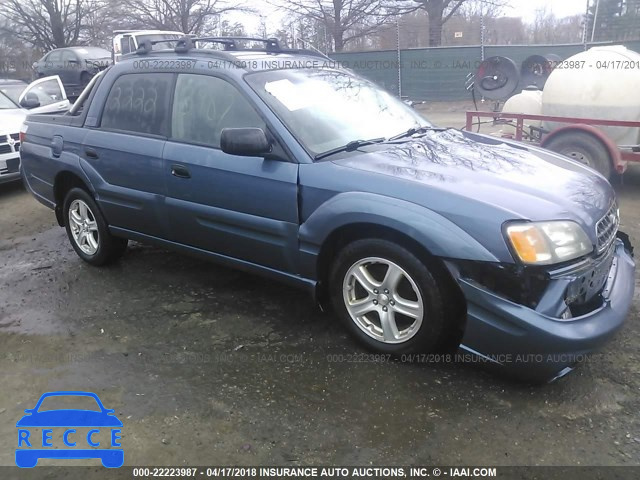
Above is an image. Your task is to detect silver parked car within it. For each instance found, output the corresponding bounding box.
[0,76,70,184]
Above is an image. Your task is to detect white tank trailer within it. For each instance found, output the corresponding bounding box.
[542,46,640,146]
[502,45,640,177]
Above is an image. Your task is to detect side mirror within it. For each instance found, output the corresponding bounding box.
[20,93,40,109]
[220,128,271,157]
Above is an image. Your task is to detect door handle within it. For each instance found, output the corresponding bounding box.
[171,164,191,179]
[85,148,99,159]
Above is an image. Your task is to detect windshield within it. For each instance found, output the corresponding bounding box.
[36,395,101,412]
[0,90,19,109]
[246,69,430,157]
[0,85,24,104]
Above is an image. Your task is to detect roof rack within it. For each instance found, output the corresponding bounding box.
[133,35,330,59]
[134,37,190,55]
[195,36,282,52]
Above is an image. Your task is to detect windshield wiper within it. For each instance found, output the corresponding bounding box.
[387,125,448,142]
[315,137,386,160]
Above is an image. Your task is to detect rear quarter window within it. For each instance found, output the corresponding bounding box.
[100,73,173,136]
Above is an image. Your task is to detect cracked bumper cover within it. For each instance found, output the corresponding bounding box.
[453,239,635,380]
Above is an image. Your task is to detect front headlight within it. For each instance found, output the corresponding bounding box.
[505,221,593,265]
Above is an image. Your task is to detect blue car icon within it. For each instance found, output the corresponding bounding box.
[16,391,123,468]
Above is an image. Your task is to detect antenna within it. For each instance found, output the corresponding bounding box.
[292,37,332,61]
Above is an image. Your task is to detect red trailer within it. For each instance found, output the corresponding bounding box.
[464,111,640,179]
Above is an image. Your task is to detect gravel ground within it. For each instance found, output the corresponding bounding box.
[0,160,639,478]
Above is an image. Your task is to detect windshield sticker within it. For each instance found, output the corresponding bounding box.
[264,79,315,111]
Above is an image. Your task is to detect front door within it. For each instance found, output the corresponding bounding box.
[164,73,299,272]
[18,76,70,114]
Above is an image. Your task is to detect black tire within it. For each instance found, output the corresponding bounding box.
[329,239,448,355]
[544,131,612,179]
[63,187,127,266]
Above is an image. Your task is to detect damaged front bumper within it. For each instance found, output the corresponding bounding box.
[448,236,635,382]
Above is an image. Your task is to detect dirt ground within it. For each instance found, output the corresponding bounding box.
[1,107,640,478]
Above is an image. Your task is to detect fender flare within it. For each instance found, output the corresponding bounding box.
[52,158,97,225]
[298,192,500,273]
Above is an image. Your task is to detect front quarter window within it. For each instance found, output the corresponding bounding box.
[246,69,430,157]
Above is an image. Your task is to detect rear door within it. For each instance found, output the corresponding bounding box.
[81,72,174,239]
[164,73,299,272]
[18,76,70,114]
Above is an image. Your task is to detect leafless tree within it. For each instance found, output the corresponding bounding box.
[529,8,584,44]
[121,0,249,35]
[488,17,527,45]
[371,9,429,49]
[0,0,106,50]
[271,0,396,52]
[391,0,467,47]
[392,0,506,47]
[441,0,505,45]
[81,0,130,48]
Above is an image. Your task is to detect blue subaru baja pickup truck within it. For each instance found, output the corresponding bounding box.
[19,37,635,381]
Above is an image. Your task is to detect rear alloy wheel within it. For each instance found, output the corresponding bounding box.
[63,187,127,266]
[330,239,447,354]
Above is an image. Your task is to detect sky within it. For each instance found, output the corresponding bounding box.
[501,0,589,23]
[232,0,592,37]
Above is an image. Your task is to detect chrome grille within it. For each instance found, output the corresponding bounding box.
[0,133,20,155]
[596,203,619,254]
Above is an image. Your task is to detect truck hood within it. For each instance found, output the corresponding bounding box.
[332,129,615,238]
[0,108,27,134]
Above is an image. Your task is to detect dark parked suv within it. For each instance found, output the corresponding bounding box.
[19,37,635,381]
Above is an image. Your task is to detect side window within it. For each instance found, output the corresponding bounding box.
[128,38,136,52]
[100,73,173,136]
[171,74,265,148]
[23,78,65,107]
[61,50,77,67]
[120,37,131,54]
[47,51,62,63]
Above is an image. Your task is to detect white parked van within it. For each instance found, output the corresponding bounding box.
[112,30,185,62]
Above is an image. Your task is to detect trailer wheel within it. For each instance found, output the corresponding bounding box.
[544,131,612,179]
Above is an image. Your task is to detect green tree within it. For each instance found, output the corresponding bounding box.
[588,0,640,41]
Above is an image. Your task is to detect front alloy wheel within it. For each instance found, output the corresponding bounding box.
[343,257,424,344]
[330,239,448,354]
